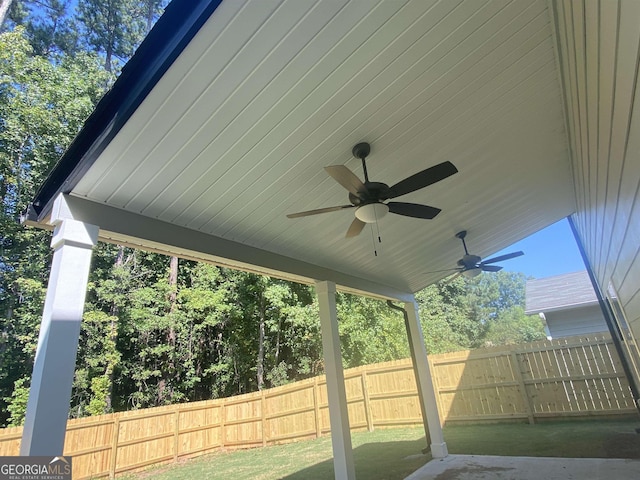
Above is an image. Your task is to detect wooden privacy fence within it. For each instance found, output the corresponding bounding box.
[432,334,636,423]
[0,333,636,479]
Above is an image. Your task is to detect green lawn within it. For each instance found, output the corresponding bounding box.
[123,419,640,480]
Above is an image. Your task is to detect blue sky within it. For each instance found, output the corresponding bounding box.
[489,218,585,279]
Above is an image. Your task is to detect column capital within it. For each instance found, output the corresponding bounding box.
[314,280,336,295]
[51,219,99,250]
[50,193,98,249]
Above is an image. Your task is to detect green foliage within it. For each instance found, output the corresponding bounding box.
[86,375,110,416]
[266,361,291,388]
[0,26,108,425]
[4,376,29,426]
[416,277,476,353]
[337,294,408,368]
[464,271,528,323]
[483,306,547,346]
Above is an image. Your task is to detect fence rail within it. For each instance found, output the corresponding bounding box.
[1,333,635,479]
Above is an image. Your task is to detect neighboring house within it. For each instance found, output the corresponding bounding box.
[525,271,608,339]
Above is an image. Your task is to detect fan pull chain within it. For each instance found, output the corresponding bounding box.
[369,210,383,257]
[369,224,378,256]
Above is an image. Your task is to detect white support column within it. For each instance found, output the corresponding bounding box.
[404,298,448,458]
[21,197,98,456]
[315,281,356,480]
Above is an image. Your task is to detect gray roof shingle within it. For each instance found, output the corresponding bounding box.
[525,271,597,314]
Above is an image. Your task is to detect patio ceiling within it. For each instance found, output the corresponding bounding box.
[27,0,576,299]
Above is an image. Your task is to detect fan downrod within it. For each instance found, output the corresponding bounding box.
[455,230,470,255]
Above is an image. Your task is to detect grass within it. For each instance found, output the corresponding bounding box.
[445,419,640,459]
[122,419,640,480]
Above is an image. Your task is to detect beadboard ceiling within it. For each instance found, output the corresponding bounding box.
[31,0,578,298]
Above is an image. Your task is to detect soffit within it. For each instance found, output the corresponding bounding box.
[67,0,574,294]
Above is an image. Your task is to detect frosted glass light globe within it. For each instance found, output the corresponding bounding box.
[355,203,389,223]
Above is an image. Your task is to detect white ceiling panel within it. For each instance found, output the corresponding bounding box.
[69,0,575,295]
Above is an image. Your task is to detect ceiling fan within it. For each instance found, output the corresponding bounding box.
[444,230,524,280]
[286,142,458,238]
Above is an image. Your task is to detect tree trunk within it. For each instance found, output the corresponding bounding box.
[104,246,125,413]
[0,0,13,29]
[105,6,115,71]
[256,294,265,391]
[167,254,178,398]
[274,318,281,365]
[168,255,178,314]
[165,257,179,403]
[145,0,154,34]
[104,45,112,72]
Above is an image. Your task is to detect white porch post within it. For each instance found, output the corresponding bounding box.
[315,280,356,480]
[404,298,448,458]
[20,196,98,455]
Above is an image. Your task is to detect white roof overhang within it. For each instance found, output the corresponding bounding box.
[26,0,582,300]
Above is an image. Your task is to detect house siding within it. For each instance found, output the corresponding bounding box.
[552,1,640,349]
[544,305,608,339]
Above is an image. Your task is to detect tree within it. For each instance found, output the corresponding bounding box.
[140,0,166,34]
[483,306,547,346]
[416,278,474,353]
[0,27,108,425]
[337,293,409,368]
[465,271,527,320]
[76,0,149,71]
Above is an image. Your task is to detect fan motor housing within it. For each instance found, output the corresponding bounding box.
[349,182,390,206]
[458,254,481,268]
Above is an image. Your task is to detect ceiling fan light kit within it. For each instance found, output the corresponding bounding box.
[355,203,389,223]
[463,267,482,278]
[286,142,458,237]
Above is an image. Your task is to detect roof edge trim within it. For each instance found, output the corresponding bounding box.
[525,300,600,315]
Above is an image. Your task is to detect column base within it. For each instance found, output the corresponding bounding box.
[430,442,448,458]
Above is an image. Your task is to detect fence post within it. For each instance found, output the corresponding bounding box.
[173,408,180,462]
[313,377,321,438]
[261,391,267,447]
[361,372,374,432]
[511,351,535,424]
[109,417,119,479]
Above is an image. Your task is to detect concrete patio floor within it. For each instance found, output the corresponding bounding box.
[404,454,640,480]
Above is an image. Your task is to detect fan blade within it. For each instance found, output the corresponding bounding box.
[345,218,366,238]
[425,268,461,274]
[325,165,367,196]
[388,202,441,219]
[386,161,458,199]
[287,205,354,218]
[480,264,503,272]
[444,271,463,284]
[481,251,524,265]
